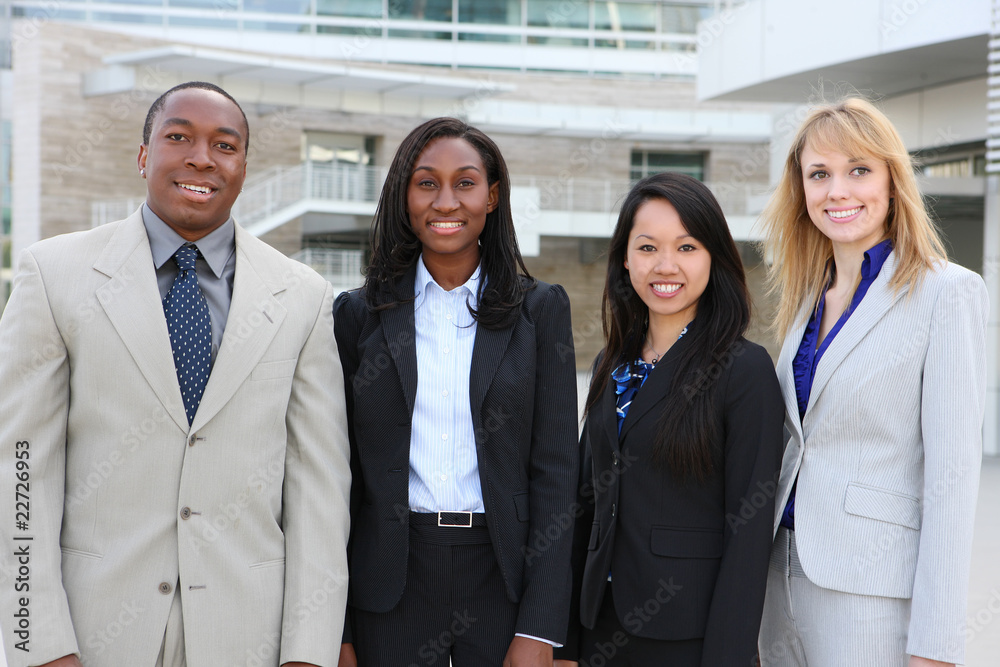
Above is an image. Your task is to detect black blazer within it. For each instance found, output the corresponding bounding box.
[560,331,784,665]
[333,271,579,643]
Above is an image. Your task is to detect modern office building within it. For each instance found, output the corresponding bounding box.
[0,0,779,366]
[697,0,998,453]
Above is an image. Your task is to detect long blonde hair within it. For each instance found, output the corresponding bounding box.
[762,97,947,339]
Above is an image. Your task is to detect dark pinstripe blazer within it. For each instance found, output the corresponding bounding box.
[333,270,579,643]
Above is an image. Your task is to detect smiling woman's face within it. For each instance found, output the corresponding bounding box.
[800,141,891,255]
[406,136,498,271]
[624,197,711,332]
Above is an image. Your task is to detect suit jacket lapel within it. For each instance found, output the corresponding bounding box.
[469,320,514,418]
[776,316,808,442]
[806,251,904,416]
[381,268,418,416]
[192,224,286,431]
[94,210,190,433]
[599,377,619,452]
[618,331,692,440]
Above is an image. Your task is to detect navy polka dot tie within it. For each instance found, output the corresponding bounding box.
[163,244,212,425]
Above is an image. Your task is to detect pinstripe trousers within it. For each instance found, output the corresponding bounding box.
[352,524,520,667]
[758,528,910,667]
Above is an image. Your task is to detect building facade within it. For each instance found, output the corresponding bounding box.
[697,0,996,452]
[1,0,778,366]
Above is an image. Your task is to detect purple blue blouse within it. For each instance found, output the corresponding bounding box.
[780,239,893,530]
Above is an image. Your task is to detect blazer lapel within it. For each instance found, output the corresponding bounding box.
[599,377,619,451]
[806,251,905,416]
[618,331,692,440]
[469,321,514,418]
[93,210,189,433]
[381,268,418,416]
[776,316,808,442]
[191,225,286,431]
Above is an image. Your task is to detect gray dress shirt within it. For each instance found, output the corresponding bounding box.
[141,203,236,362]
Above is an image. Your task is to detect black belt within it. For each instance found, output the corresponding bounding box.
[409,511,487,528]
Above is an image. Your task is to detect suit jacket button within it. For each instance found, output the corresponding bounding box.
[188,435,196,447]
[612,452,620,467]
[611,503,616,518]
[180,507,192,520]
[159,581,173,595]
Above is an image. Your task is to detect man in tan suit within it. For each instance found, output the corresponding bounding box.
[0,82,350,667]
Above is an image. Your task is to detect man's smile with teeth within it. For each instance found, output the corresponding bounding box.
[179,183,212,194]
[827,206,862,219]
[652,283,681,294]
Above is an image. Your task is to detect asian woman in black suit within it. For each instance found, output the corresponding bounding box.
[555,172,785,667]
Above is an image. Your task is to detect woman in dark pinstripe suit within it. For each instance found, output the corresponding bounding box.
[334,117,580,667]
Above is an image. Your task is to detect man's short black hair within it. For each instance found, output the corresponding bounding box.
[143,81,250,151]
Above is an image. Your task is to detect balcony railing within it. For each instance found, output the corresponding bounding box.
[291,246,364,294]
[92,160,764,228]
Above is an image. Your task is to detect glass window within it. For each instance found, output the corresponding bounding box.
[302,132,375,165]
[458,31,520,43]
[91,11,164,24]
[168,16,240,28]
[387,28,451,39]
[458,0,520,40]
[244,0,311,15]
[631,150,705,181]
[391,0,453,21]
[1,121,9,226]
[974,154,988,177]
[527,0,588,28]
[458,0,520,26]
[923,158,972,178]
[595,2,655,32]
[317,0,383,18]
[169,0,232,7]
[660,3,710,34]
[12,7,87,20]
[317,24,381,35]
[243,20,311,31]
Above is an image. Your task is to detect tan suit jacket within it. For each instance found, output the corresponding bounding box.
[0,210,351,667]
[773,253,987,663]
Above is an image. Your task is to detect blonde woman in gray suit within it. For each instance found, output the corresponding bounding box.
[757,97,987,667]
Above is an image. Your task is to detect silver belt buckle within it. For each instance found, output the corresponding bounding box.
[438,511,473,528]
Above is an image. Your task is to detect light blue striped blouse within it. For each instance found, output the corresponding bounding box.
[408,255,485,513]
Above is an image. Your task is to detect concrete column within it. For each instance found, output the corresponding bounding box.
[985,175,1000,456]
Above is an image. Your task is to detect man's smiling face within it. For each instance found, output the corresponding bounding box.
[137,87,247,241]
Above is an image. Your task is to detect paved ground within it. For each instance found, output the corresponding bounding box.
[2,458,998,666]
[966,456,1000,666]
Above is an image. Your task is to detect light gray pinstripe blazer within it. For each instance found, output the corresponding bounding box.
[772,251,988,664]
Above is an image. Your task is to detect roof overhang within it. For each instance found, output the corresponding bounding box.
[85,45,514,99]
[703,35,989,103]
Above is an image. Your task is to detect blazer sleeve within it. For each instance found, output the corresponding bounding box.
[700,342,785,667]
[514,283,580,643]
[332,289,366,646]
[906,268,988,663]
[552,419,596,662]
[0,249,80,665]
[278,281,353,666]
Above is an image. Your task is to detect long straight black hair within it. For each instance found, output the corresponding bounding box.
[363,117,533,329]
[586,172,751,482]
